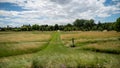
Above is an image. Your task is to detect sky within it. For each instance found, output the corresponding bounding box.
[0,0,120,27]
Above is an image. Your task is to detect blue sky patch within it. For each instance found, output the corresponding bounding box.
[0,2,24,11]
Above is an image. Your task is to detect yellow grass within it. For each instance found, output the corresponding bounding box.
[9,42,46,51]
[0,32,51,42]
[84,41,120,50]
[61,31,120,40]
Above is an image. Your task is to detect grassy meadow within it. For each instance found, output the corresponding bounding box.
[0,31,120,68]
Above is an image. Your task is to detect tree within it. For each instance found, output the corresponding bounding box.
[97,21,103,31]
[54,24,59,30]
[73,19,95,31]
[89,19,95,30]
[32,24,39,30]
[73,19,85,30]
[21,25,28,31]
[73,19,84,28]
[21,24,32,31]
[59,25,64,30]
[115,17,120,32]
[48,26,54,31]
[66,23,73,27]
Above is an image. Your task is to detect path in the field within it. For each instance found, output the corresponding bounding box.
[31,32,77,67]
[37,32,70,55]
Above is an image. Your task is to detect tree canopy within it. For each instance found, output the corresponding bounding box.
[115,17,120,32]
[0,18,119,31]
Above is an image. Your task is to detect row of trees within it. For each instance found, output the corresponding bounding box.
[0,17,120,32]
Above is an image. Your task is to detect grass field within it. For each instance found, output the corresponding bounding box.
[0,31,120,68]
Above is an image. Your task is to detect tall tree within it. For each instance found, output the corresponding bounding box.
[73,19,85,30]
[73,19,84,27]
[54,24,59,30]
[89,19,95,30]
[32,24,39,30]
[115,17,120,32]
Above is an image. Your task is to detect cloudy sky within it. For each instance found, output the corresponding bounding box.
[0,0,120,27]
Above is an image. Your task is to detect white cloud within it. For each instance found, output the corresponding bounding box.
[0,10,18,17]
[0,0,120,26]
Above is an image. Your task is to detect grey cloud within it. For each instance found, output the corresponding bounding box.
[50,0,72,5]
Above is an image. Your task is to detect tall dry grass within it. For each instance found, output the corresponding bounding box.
[80,41,120,54]
[0,42,47,57]
[61,31,120,40]
[0,31,51,57]
[0,32,51,42]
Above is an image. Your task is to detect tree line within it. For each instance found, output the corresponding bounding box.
[0,17,120,32]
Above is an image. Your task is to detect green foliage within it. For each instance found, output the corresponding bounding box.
[73,19,95,31]
[54,24,59,30]
[0,18,118,31]
[21,24,32,31]
[115,17,120,32]
[32,24,39,30]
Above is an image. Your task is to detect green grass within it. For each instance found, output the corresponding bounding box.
[0,41,48,57]
[0,31,120,68]
[32,52,120,68]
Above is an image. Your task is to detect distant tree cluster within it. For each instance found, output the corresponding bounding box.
[0,17,120,32]
[73,19,116,31]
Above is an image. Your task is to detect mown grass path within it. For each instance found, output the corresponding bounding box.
[34,32,71,58]
[41,32,69,53]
